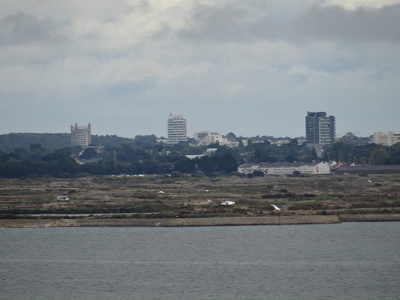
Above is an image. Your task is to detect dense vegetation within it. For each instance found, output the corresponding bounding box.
[0,133,399,178]
[0,133,134,151]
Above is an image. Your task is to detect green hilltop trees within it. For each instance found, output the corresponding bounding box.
[0,132,400,178]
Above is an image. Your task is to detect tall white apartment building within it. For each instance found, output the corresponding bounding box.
[71,123,91,146]
[372,131,400,146]
[167,114,187,144]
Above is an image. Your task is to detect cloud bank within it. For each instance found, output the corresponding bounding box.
[0,0,399,138]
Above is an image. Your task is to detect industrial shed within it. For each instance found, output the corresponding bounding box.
[335,165,400,174]
[238,162,332,175]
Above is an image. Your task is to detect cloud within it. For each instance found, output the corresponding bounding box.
[177,2,283,42]
[0,12,66,45]
[177,2,400,44]
[0,0,399,138]
[100,77,158,98]
[295,4,400,42]
[324,0,400,10]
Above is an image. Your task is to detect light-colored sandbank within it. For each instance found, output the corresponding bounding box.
[0,214,399,228]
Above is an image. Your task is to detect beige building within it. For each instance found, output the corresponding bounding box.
[372,131,400,146]
[71,123,91,147]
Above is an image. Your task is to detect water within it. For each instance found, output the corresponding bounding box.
[1,223,399,299]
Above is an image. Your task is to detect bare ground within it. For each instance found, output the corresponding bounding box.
[0,173,399,227]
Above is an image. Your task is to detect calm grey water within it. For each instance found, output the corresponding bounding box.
[1,222,399,300]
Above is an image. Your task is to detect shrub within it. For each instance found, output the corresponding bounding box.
[171,171,184,178]
[209,172,222,177]
[252,170,265,177]
[161,178,174,184]
[287,202,329,210]
[261,194,284,199]
[292,171,301,177]
[303,193,316,198]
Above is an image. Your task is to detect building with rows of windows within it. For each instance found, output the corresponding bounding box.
[167,114,187,144]
[71,123,91,146]
[305,111,335,147]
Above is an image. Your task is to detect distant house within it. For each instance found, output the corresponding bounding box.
[238,162,333,175]
[185,148,219,160]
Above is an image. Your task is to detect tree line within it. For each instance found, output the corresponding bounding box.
[0,134,399,178]
[0,133,135,151]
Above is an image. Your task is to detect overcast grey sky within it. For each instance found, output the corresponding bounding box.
[1,0,399,138]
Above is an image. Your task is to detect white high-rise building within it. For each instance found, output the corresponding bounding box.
[71,123,91,146]
[167,114,187,144]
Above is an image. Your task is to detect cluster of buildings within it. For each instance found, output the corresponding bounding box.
[70,112,398,151]
[69,111,400,176]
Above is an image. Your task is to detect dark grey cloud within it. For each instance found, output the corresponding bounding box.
[178,2,283,42]
[0,1,399,138]
[0,12,66,45]
[295,4,400,42]
[178,2,400,44]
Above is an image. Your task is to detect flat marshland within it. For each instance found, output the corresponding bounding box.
[0,173,399,227]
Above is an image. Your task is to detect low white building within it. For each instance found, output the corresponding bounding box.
[193,131,227,146]
[372,131,400,146]
[238,162,332,175]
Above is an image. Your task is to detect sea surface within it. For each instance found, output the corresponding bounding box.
[1,222,399,300]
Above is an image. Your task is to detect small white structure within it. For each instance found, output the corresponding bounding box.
[221,201,235,206]
[271,205,281,211]
[57,196,69,201]
[238,162,332,175]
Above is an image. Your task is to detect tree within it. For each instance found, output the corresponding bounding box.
[285,155,295,163]
[80,148,98,159]
[30,143,42,151]
[226,132,237,141]
[369,148,390,165]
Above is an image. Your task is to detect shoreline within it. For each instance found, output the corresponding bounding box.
[1,214,400,228]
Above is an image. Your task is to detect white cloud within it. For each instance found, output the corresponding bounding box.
[324,0,400,10]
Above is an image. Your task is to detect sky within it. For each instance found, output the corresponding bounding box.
[1,0,399,139]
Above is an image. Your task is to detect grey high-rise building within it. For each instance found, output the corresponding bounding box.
[167,114,187,144]
[305,112,335,146]
[71,123,91,146]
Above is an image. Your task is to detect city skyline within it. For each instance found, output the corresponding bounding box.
[1,0,399,138]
